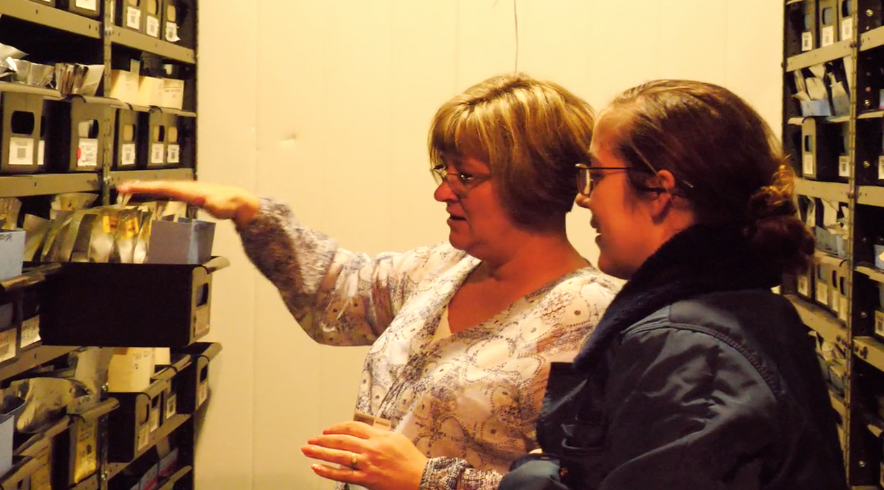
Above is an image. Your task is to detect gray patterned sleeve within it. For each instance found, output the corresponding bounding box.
[420,458,503,490]
[237,198,424,346]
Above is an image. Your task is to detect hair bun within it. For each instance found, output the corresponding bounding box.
[746,186,797,223]
[744,185,813,274]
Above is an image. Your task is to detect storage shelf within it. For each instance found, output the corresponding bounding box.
[830,390,847,420]
[0,173,100,198]
[71,473,99,490]
[854,336,884,374]
[787,40,853,71]
[158,466,193,490]
[0,0,101,39]
[111,28,195,64]
[857,186,884,207]
[857,264,884,284]
[108,168,194,187]
[858,110,884,120]
[106,414,192,481]
[0,346,77,382]
[794,179,850,202]
[862,25,884,52]
[787,295,847,345]
[788,116,851,125]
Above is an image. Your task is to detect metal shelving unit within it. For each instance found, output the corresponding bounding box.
[786,39,853,72]
[110,28,195,64]
[0,0,101,38]
[794,178,851,202]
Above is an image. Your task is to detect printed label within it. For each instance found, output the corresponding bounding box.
[121,143,136,166]
[879,156,884,181]
[165,394,177,419]
[839,296,849,322]
[842,18,853,41]
[166,144,180,164]
[831,293,841,315]
[136,423,150,451]
[822,26,835,47]
[198,380,208,406]
[165,22,180,43]
[876,310,884,337]
[802,31,814,51]
[38,140,45,166]
[797,274,810,296]
[151,143,164,164]
[20,316,40,348]
[838,155,850,177]
[127,7,142,29]
[75,0,97,11]
[146,17,160,38]
[8,137,33,166]
[75,422,98,482]
[150,406,160,432]
[803,153,815,176]
[0,329,14,363]
[78,139,99,167]
[816,282,829,305]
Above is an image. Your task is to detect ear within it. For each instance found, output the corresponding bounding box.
[647,170,678,222]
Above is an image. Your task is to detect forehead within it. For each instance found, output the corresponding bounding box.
[589,110,630,164]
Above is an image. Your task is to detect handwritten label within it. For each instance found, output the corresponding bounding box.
[20,316,40,348]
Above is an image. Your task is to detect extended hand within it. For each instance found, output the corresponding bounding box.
[115,180,260,228]
[301,421,429,490]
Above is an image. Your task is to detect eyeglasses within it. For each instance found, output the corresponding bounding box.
[431,164,492,195]
[575,163,655,196]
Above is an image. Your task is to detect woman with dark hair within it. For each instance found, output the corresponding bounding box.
[499,80,847,490]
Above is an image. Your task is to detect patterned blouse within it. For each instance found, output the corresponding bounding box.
[238,199,617,490]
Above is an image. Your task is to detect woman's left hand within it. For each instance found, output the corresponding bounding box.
[301,421,429,490]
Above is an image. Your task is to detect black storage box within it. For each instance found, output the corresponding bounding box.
[108,377,170,462]
[56,0,102,19]
[173,343,220,414]
[114,0,145,33]
[142,0,163,38]
[55,399,117,488]
[801,118,841,181]
[45,97,121,173]
[0,84,58,175]
[36,257,228,348]
[114,107,146,170]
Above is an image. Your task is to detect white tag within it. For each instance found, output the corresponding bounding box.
[0,329,14,363]
[37,140,45,166]
[8,137,34,166]
[878,156,884,181]
[150,143,164,164]
[838,155,850,177]
[803,153,815,176]
[816,282,829,305]
[842,18,853,41]
[121,143,136,166]
[198,380,208,406]
[876,310,884,337]
[136,423,149,451]
[822,26,835,47]
[802,31,814,52]
[77,138,99,167]
[127,7,142,29]
[831,292,841,314]
[797,274,810,296]
[146,17,160,38]
[149,407,160,432]
[839,296,848,322]
[75,0,97,11]
[166,144,180,164]
[165,394,177,419]
[20,316,40,348]
[165,22,180,43]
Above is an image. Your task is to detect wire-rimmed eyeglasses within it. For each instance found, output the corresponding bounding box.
[431,164,492,195]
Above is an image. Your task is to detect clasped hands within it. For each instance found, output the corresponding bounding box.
[301,421,429,490]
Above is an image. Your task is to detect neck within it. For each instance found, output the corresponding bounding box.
[473,227,586,285]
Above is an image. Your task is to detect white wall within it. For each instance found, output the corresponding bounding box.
[196,1,784,488]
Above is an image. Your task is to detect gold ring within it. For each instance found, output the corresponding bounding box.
[350,452,358,470]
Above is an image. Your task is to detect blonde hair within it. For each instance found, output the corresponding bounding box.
[428,73,594,229]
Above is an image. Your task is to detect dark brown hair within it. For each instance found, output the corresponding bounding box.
[607,80,814,274]
[428,73,595,230]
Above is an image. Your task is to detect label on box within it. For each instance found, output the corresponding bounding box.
[842,18,853,41]
[8,137,33,166]
[146,16,160,38]
[151,143,165,164]
[879,156,884,181]
[797,274,810,296]
[150,406,160,432]
[167,144,180,164]
[0,329,14,363]
[165,22,180,43]
[831,293,841,315]
[165,394,177,419]
[20,316,40,348]
[198,380,208,406]
[838,155,849,177]
[127,6,142,29]
[38,140,45,166]
[816,282,829,305]
[78,139,99,167]
[76,0,97,11]
[876,310,884,337]
[121,143,136,166]
[802,31,814,51]
[839,296,848,322]
[821,26,835,47]
[803,153,815,176]
[74,421,98,484]
[136,423,150,451]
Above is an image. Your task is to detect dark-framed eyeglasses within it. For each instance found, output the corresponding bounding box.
[575,163,656,196]
[431,164,492,195]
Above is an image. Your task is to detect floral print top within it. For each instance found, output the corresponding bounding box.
[238,199,617,490]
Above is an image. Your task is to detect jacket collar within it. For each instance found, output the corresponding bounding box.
[573,223,780,372]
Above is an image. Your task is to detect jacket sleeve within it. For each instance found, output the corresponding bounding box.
[237,198,448,346]
[497,457,569,490]
[594,326,780,490]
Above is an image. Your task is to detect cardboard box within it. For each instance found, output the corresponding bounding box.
[147,218,214,265]
[137,77,164,107]
[160,79,184,111]
[110,70,140,106]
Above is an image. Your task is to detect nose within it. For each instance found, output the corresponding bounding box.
[434,180,458,203]
[575,192,591,209]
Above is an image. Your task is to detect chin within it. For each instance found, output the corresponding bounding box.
[597,255,632,280]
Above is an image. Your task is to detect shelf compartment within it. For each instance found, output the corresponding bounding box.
[0,0,101,39]
[786,39,853,71]
[111,27,195,64]
[854,336,884,373]
[108,377,173,462]
[105,413,192,481]
[0,173,100,198]
[794,178,850,202]
[174,342,221,414]
[787,294,848,346]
